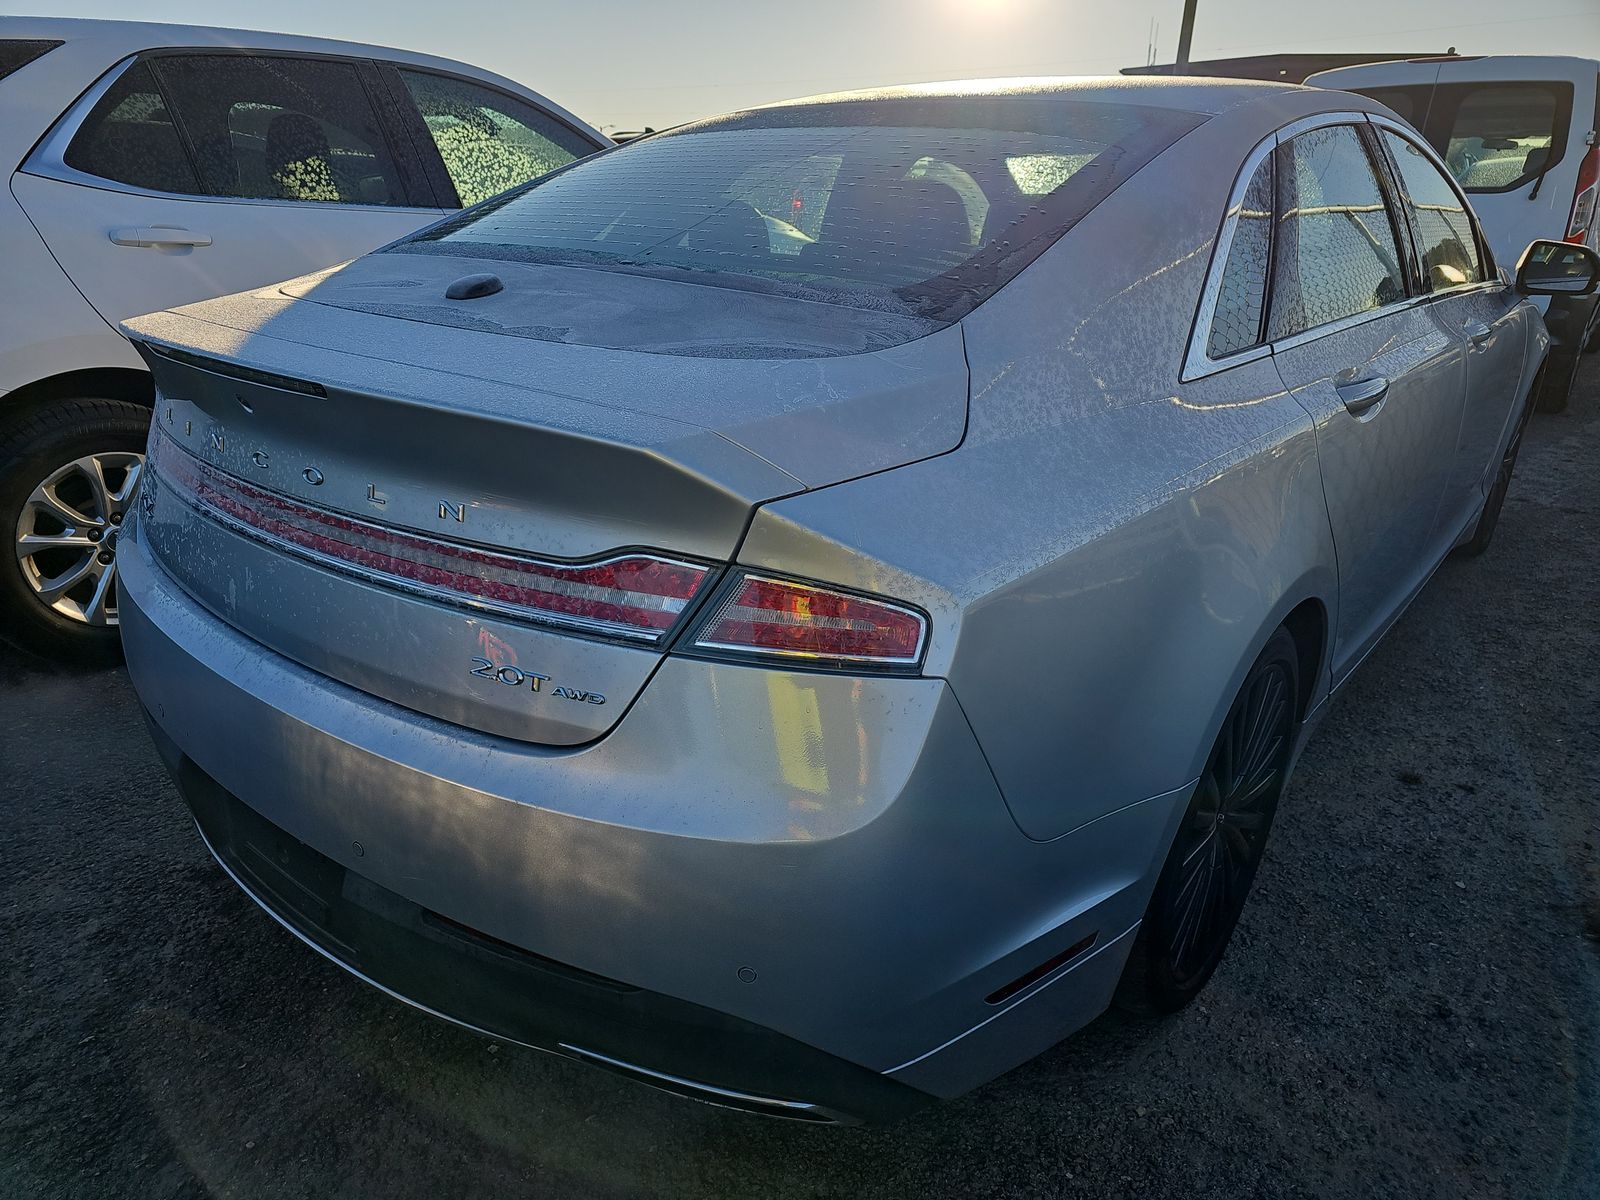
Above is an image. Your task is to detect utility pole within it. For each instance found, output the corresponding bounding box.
[1174,0,1198,72]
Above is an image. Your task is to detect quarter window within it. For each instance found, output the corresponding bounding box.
[0,38,63,82]
[150,54,409,205]
[1207,152,1274,357]
[1381,130,1484,289]
[63,60,201,194]
[398,71,592,207]
[1266,125,1407,341]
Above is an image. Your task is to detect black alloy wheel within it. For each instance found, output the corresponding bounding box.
[1118,628,1299,1014]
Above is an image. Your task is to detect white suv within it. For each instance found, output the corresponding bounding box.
[1309,54,1599,408]
[0,18,605,662]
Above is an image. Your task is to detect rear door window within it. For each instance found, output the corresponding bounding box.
[150,54,412,206]
[397,96,1204,322]
[396,70,595,207]
[1266,124,1408,341]
[63,59,201,195]
[1380,130,1485,289]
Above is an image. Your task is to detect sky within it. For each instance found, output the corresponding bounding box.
[30,0,1600,133]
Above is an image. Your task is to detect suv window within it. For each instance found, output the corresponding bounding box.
[150,54,410,205]
[63,59,202,194]
[1207,151,1274,357]
[1267,125,1407,341]
[397,70,592,207]
[1380,130,1485,289]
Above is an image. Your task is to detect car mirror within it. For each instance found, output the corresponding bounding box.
[1515,239,1600,296]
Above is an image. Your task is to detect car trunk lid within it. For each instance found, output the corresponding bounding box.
[124,266,967,745]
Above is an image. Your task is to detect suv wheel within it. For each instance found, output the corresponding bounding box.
[0,399,150,665]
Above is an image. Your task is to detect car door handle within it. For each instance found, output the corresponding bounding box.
[1335,376,1389,415]
[1464,320,1493,347]
[108,226,213,248]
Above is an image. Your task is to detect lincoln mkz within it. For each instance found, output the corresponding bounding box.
[117,78,1597,1122]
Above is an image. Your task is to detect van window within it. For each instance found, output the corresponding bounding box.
[1353,80,1574,194]
[1443,85,1566,191]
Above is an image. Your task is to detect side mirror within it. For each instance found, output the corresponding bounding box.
[1515,239,1600,296]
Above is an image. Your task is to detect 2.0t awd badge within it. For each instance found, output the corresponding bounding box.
[469,657,605,705]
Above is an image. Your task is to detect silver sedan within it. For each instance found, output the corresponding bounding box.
[117,77,1592,1123]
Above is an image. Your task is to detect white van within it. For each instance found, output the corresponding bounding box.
[1309,55,1599,399]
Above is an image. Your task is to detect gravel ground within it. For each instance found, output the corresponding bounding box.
[3,361,1598,1200]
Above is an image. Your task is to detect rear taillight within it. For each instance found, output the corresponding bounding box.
[1566,142,1598,243]
[151,429,708,642]
[690,573,927,669]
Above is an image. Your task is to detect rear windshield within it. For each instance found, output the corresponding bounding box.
[395,95,1203,321]
[1359,81,1575,193]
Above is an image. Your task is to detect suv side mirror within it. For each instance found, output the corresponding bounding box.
[1515,239,1600,296]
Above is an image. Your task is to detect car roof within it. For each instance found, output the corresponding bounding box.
[2,15,474,64]
[749,75,1306,117]
[0,15,602,142]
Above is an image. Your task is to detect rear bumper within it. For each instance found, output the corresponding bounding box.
[154,740,914,1123]
[120,529,1189,1118]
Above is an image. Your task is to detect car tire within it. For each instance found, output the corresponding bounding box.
[0,398,150,666]
[1456,373,1538,559]
[1116,627,1299,1016]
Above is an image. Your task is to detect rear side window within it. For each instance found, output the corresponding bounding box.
[0,38,62,81]
[1207,152,1274,357]
[1267,125,1407,340]
[397,70,593,207]
[1380,131,1484,288]
[151,54,408,205]
[396,95,1204,321]
[63,60,201,194]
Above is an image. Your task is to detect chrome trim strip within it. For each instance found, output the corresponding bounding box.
[556,1044,847,1123]
[192,821,846,1124]
[1181,132,1279,382]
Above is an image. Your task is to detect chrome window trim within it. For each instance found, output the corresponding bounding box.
[1185,109,1453,380]
[1181,131,1278,382]
[20,52,443,215]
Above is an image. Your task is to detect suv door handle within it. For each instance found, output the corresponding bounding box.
[1464,320,1493,347]
[1335,376,1389,415]
[109,226,213,248]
